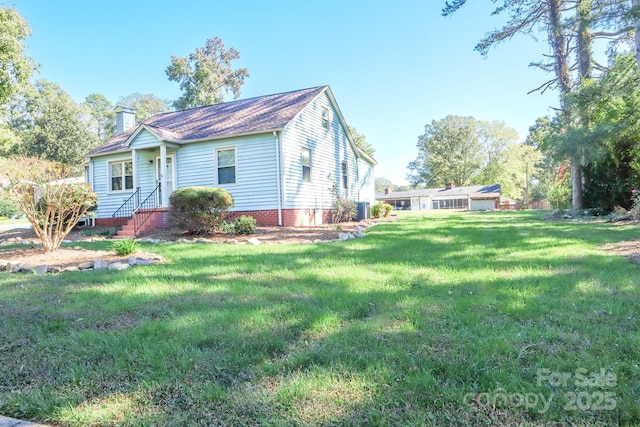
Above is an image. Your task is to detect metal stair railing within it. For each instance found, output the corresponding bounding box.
[112,187,140,231]
[133,183,161,236]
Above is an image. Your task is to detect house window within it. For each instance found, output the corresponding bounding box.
[302,148,311,183]
[109,160,133,191]
[217,148,236,184]
[341,161,348,190]
[321,107,330,130]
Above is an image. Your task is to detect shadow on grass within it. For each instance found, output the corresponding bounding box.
[1,211,639,425]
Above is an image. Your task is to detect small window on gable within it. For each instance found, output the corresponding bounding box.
[302,148,311,183]
[217,147,236,185]
[109,160,133,192]
[341,161,348,190]
[321,107,330,130]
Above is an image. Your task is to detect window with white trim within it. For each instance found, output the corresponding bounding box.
[301,148,311,183]
[341,161,348,190]
[217,148,236,184]
[109,160,133,191]
[321,107,330,130]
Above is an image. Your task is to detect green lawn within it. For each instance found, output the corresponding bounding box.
[1,211,639,426]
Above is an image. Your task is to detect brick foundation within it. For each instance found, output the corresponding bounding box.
[230,208,333,227]
[97,208,334,229]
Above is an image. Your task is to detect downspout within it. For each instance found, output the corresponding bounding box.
[273,131,283,226]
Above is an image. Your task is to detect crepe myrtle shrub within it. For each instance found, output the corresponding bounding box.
[233,215,256,235]
[169,186,234,234]
[1,157,97,252]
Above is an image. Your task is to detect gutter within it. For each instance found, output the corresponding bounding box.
[273,131,283,226]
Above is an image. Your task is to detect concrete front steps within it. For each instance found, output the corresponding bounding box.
[114,209,168,239]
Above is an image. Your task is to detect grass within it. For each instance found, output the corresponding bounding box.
[1,210,639,426]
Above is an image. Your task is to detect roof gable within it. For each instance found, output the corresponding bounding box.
[88,86,328,157]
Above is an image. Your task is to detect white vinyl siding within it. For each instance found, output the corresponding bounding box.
[175,134,279,211]
[357,158,375,203]
[128,129,161,149]
[281,91,358,209]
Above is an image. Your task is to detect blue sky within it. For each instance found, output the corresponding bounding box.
[14,0,559,185]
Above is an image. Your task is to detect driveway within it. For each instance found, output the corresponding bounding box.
[0,222,31,233]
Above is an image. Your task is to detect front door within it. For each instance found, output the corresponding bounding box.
[155,154,175,206]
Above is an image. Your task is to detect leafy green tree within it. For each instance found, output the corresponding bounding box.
[84,93,115,141]
[117,93,168,122]
[0,6,35,107]
[525,117,564,202]
[348,125,375,157]
[566,54,640,209]
[19,80,99,166]
[166,36,249,110]
[407,115,483,187]
[375,177,396,192]
[476,120,519,184]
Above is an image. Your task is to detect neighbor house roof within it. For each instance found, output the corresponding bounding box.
[376,184,501,200]
[88,86,329,157]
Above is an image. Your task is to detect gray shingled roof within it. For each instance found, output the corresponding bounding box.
[376,184,501,200]
[88,86,328,157]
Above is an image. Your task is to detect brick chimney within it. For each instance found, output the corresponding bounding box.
[384,188,391,195]
[114,106,136,135]
[445,183,452,190]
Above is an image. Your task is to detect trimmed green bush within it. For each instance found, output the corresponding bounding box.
[381,203,393,217]
[169,187,234,234]
[0,195,20,218]
[372,203,393,218]
[233,215,256,235]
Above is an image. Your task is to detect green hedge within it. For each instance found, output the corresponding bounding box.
[169,187,234,234]
[372,203,393,218]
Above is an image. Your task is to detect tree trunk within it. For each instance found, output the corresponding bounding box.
[549,0,584,209]
[633,0,640,84]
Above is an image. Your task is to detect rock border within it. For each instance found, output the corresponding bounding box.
[0,220,375,275]
[0,253,165,275]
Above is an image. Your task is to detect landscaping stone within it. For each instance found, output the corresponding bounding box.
[108,262,129,271]
[338,232,351,241]
[63,266,79,272]
[0,260,7,271]
[93,260,109,270]
[353,229,366,238]
[247,237,261,245]
[128,256,154,266]
[34,265,49,275]
[48,266,62,274]
[78,261,94,270]
[11,263,22,273]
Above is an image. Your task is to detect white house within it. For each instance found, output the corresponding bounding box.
[376,183,501,211]
[85,86,376,236]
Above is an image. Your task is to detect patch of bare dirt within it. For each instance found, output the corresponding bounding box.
[0,247,130,270]
[0,217,394,269]
[601,239,640,263]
